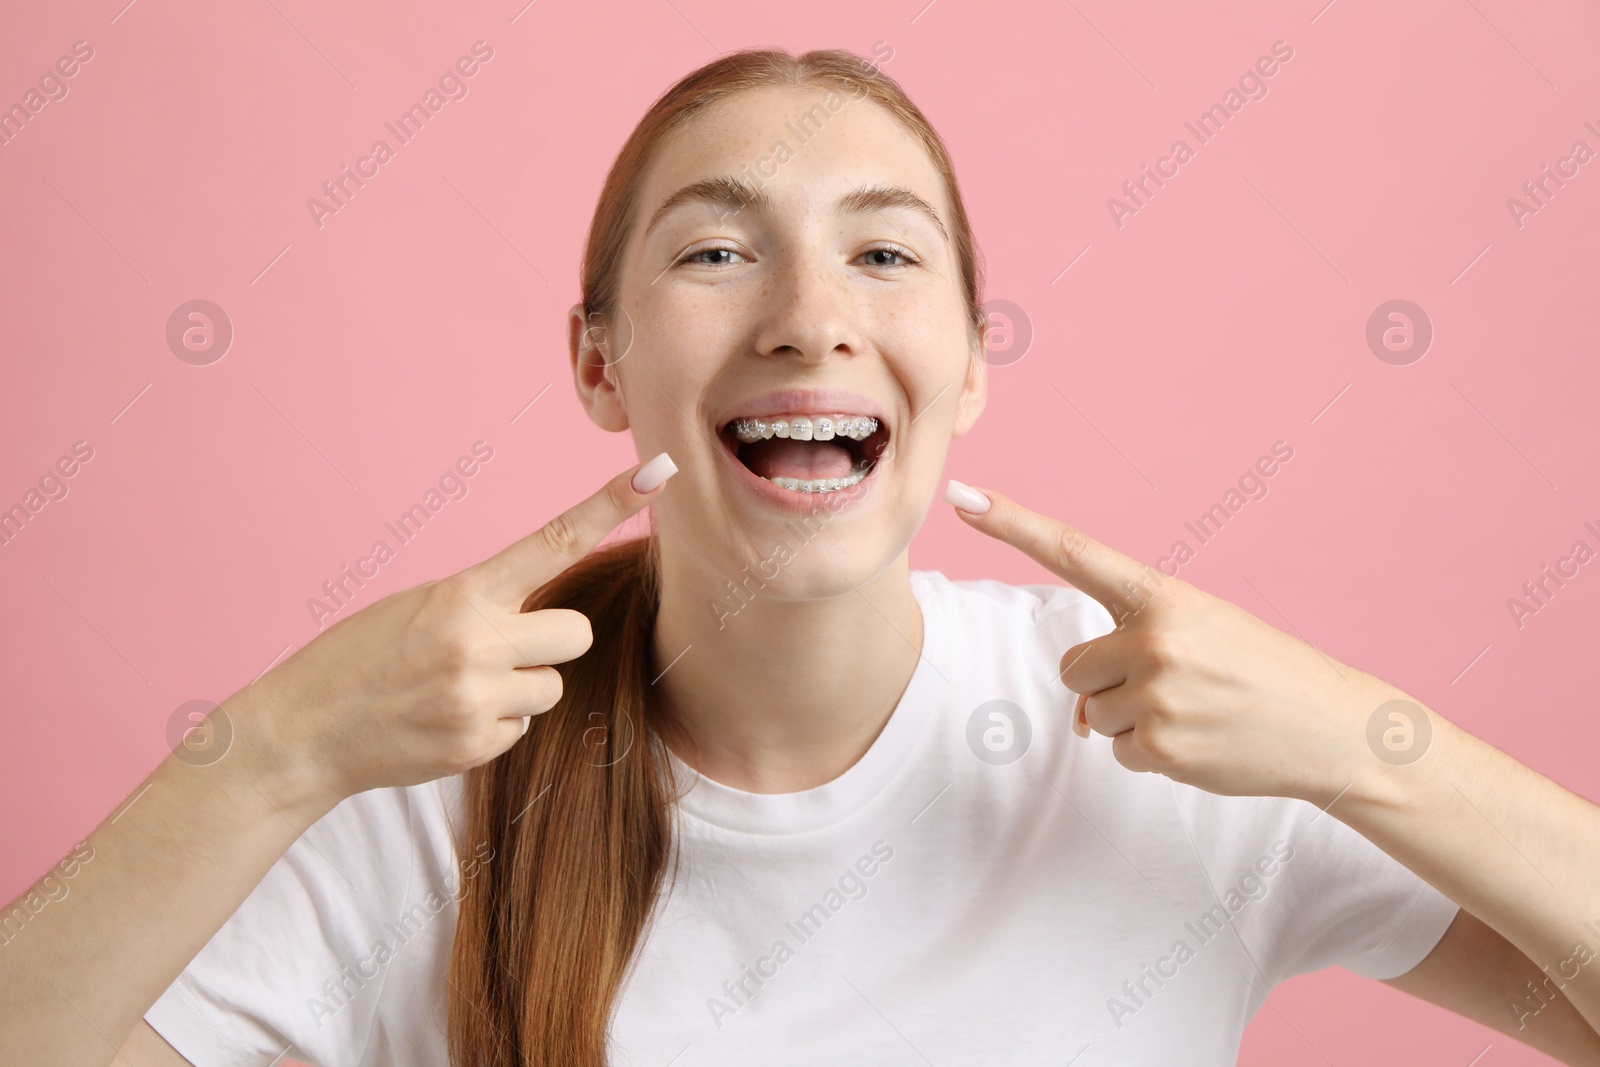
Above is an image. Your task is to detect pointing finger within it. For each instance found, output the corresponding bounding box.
[468,452,677,608]
[944,479,1167,619]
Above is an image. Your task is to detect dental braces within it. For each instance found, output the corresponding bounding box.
[730,414,879,444]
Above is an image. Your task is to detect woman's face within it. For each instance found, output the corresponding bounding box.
[572,84,985,600]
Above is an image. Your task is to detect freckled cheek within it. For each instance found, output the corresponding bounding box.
[880,289,964,343]
[891,331,969,419]
[614,348,719,450]
[648,290,755,355]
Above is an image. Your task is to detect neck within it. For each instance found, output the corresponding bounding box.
[650,541,925,794]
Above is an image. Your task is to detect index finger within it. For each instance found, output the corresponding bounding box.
[944,479,1165,618]
[468,452,677,608]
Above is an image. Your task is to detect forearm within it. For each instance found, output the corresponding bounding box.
[0,690,338,1066]
[1328,683,1600,1036]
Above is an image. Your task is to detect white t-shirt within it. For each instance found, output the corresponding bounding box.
[145,570,1460,1066]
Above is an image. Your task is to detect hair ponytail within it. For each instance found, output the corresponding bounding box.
[448,534,680,1065]
[446,45,987,1065]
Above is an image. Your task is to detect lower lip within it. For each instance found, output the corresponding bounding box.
[715,436,882,515]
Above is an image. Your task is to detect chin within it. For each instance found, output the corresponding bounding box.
[740,524,914,602]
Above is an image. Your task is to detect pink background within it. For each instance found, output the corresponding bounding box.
[3,0,1597,1063]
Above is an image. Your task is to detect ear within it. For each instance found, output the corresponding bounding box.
[568,302,630,432]
[950,338,988,438]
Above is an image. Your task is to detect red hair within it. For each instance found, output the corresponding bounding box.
[447,47,986,1065]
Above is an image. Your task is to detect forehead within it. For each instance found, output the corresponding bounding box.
[636,85,951,231]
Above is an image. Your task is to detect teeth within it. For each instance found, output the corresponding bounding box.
[766,463,872,494]
[729,414,879,444]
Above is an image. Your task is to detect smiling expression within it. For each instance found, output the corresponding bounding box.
[572,83,987,597]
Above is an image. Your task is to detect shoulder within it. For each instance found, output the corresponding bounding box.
[251,775,469,925]
[914,569,1117,647]
[1166,783,1461,981]
[143,777,471,1066]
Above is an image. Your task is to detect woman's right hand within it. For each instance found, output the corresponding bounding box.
[228,454,677,811]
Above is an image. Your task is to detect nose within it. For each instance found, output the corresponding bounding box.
[751,253,865,364]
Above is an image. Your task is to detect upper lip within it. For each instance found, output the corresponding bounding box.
[717,389,889,430]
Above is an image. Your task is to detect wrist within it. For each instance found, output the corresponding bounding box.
[208,683,344,827]
[1288,673,1414,808]
[1323,679,1457,824]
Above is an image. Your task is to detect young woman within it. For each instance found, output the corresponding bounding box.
[5,48,1599,1067]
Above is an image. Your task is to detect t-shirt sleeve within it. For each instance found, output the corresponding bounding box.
[1173,787,1461,985]
[143,778,468,1067]
[1016,575,1462,985]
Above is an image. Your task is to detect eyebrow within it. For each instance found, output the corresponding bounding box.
[642,175,950,243]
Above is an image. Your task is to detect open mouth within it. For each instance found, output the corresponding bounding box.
[718,413,892,494]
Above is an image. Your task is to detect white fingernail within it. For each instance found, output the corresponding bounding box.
[520,715,531,737]
[945,478,990,515]
[631,452,678,494]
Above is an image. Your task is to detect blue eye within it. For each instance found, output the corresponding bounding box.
[676,244,921,269]
[862,245,918,269]
[678,247,745,267]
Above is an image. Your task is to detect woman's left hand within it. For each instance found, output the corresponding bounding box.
[947,481,1406,803]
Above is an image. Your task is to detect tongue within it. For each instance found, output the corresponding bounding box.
[740,437,855,481]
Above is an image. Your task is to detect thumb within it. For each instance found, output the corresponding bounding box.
[943,478,1160,617]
